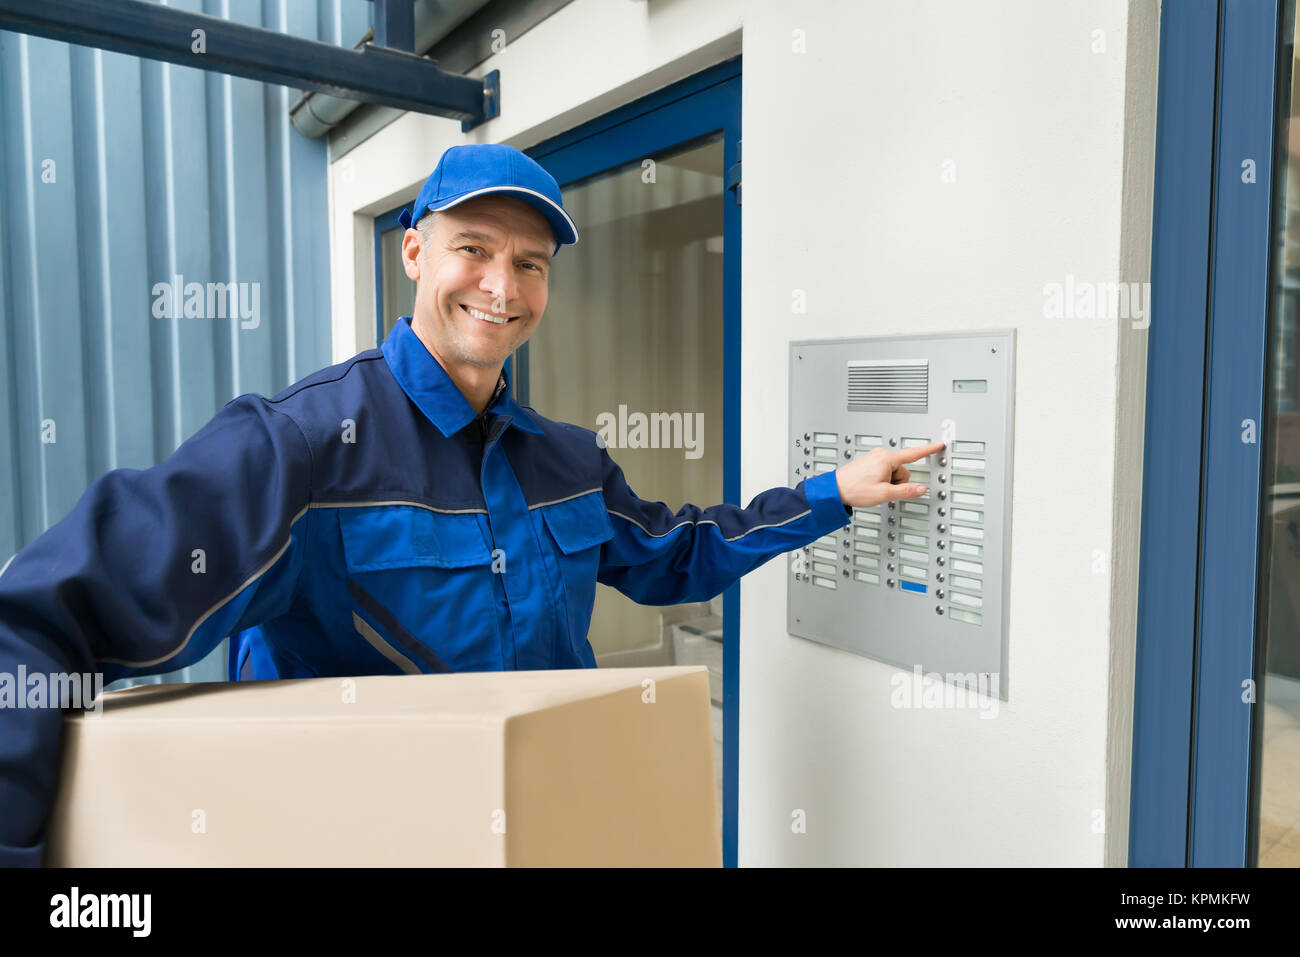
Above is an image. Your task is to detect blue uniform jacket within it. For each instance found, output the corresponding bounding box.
[0,314,853,864]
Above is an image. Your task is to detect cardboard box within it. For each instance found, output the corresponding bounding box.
[46,665,720,866]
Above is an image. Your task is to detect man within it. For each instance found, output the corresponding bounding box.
[0,143,941,865]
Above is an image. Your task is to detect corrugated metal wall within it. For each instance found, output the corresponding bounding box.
[0,0,371,684]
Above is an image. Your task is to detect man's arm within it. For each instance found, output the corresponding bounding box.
[594,449,853,605]
[0,394,313,865]
[595,441,943,606]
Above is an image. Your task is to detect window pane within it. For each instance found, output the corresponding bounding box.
[379,226,415,342]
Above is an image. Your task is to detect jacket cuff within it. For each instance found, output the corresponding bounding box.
[802,469,853,533]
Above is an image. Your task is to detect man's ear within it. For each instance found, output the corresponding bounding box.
[400,228,422,281]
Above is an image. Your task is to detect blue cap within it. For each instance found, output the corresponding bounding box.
[397,144,579,256]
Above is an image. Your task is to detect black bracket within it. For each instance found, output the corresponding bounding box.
[726,138,742,207]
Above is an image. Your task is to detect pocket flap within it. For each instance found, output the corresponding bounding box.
[539,492,616,555]
[338,506,494,571]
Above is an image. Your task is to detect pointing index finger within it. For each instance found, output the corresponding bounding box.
[892,440,946,464]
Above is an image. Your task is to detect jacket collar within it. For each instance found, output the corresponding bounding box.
[381,315,543,437]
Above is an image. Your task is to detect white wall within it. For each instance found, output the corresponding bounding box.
[329,0,1159,866]
[736,0,1156,867]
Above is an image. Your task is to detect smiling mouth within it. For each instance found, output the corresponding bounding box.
[460,303,519,324]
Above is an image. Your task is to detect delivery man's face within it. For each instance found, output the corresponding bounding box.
[402,194,552,373]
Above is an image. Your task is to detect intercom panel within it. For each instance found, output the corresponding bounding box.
[788,332,1015,698]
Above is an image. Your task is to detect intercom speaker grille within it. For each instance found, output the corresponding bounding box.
[846,359,929,413]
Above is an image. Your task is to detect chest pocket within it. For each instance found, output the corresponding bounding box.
[336,506,500,672]
[536,491,616,661]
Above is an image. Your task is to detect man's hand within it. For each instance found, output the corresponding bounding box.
[833,441,947,509]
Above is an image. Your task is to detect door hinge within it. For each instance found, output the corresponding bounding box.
[727,138,742,207]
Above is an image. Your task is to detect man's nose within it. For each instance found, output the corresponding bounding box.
[480,255,519,310]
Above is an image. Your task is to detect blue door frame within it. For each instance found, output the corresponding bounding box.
[1132,0,1284,866]
[374,57,744,866]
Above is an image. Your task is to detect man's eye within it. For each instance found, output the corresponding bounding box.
[460,245,540,272]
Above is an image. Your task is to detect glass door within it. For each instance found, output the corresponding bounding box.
[524,58,742,864]
[525,132,726,673]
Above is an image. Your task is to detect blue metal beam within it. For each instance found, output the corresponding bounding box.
[374,0,415,54]
[0,0,498,129]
